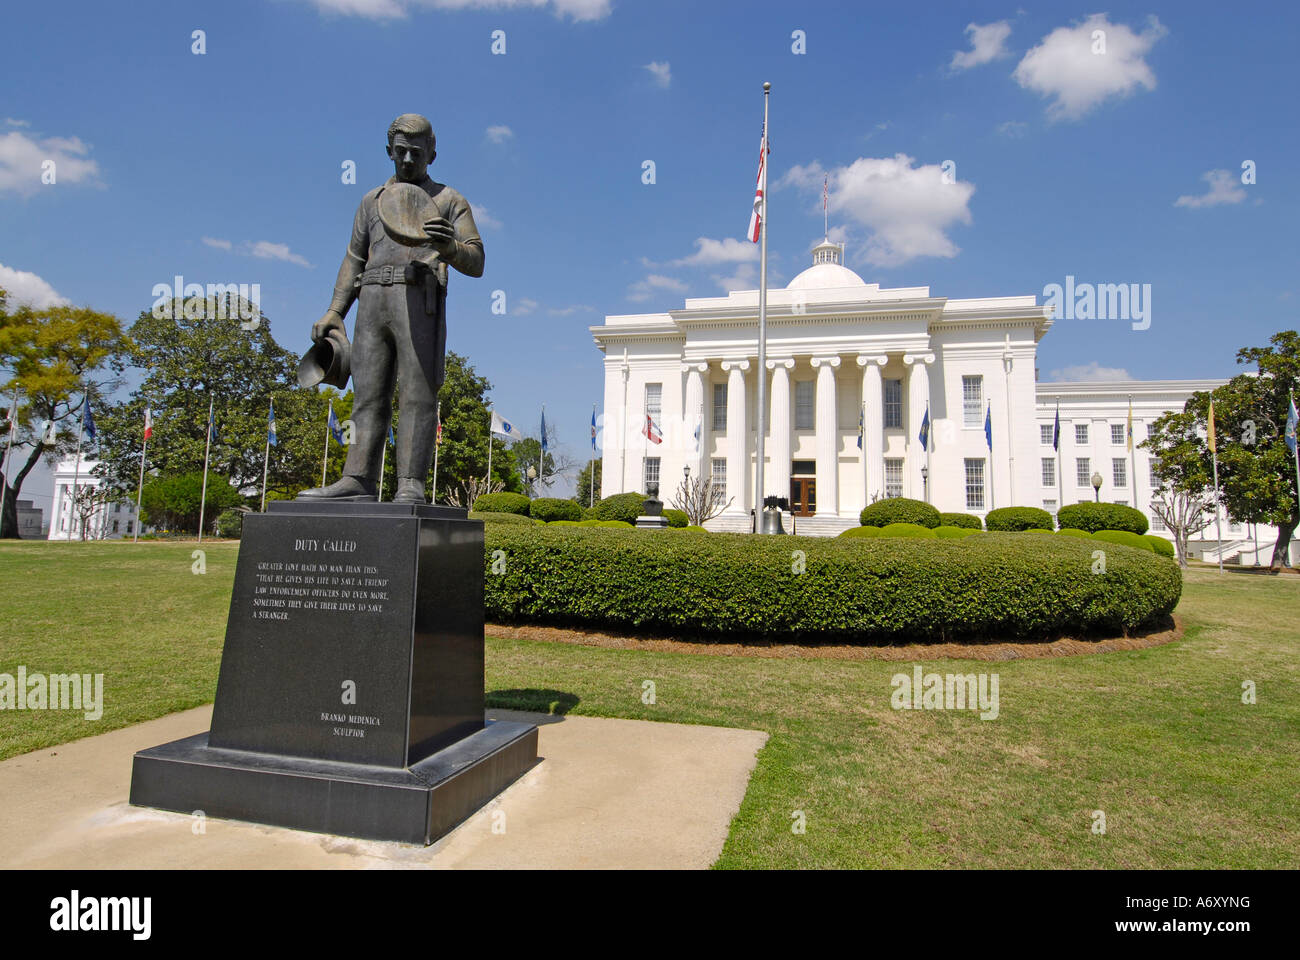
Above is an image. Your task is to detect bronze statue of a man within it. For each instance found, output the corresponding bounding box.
[298,113,484,503]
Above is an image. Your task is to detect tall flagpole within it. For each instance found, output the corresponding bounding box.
[69,386,87,541]
[1291,390,1300,522]
[134,413,148,543]
[754,81,771,531]
[590,403,597,508]
[261,400,272,512]
[1056,399,1063,514]
[0,388,19,537]
[379,430,388,502]
[1209,398,1222,573]
[321,400,332,487]
[431,399,441,501]
[486,410,494,487]
[198,395,214,544]
[1128,394,1138,518]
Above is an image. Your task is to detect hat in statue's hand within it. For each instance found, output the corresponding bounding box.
[298,328,352,389]
[378,182,439,247]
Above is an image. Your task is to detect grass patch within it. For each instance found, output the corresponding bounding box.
[1,541,1296,868]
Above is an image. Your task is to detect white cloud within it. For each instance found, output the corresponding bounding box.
[671,237,758,267]
[547,303,594,316]
[1174,169,1247,209]
[0,130,100,196]
[0,263,70,309]
[485,124,514,144]
[303,0,612,21]
[248,241,313,268]
[202,236,233,251]
[996,120,1028,138]
[644,61,671,88]
[1048,361,1133,382]
[471,203,502,229]
[5,118,30,128]
[783,154,975,268]
[711,262,757,294]
[950,21,1012,71]
[628,274,687,302]
[514,297,540,316]
[1014,14,1167,121]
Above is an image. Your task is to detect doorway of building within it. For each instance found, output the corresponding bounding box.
[791,460,816,516]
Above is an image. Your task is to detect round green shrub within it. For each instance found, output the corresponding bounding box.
[1143,535,1175,558]
[587,492,647,524]
[577,519,601,526]
[469,510,535,526]
[215,508,245,539]
[985,506,1054,532]
[663,508,689,528]
[472,491,531,516]
[483,528,1182,642]
[682,525,708,533]
[1093,529,1155,552]
[1057,527,1094,539]
[547,519,581,527]
[878,522,937,538]
[596,519,634,528]
[1056,502,1148,534]
[934,525,979,539]
[939,512,983,530]
[859,497,941,528]
[529,497,583,522]
[839,525,882,538]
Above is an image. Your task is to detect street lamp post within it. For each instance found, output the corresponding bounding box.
[1091,471,1103,502]
[921,464,929,504]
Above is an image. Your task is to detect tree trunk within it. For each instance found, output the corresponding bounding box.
[0,481,19,539]
[1269,518,1297,571]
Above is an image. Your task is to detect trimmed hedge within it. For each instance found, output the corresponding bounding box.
[859,498,941,528]
[530,497,583,523]
[1057,527,1094,539]
[1093,529,1155,553]
[935,525,979,539]
[663,508,689,528]
[985,506,1054,532]
[939,512,983,530]
[1143,535,1176,558]
[468,510,535,526]
[1057,502,1148,535]
[878,522,937,538]
[587,492,647,524]
[839,526,882,538]
[472,492,531,516]
[484,527,1182,642]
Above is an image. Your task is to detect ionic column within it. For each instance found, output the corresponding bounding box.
[721,359,749,513]
[811,355,841,516]
[857,354,887,507]
[904,352,935,501]
[683,362,708,479]
[766,358,795,506]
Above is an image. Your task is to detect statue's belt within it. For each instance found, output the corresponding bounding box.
[355,263,443,314]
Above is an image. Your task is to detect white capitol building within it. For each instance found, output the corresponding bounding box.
[591,239,1288,564]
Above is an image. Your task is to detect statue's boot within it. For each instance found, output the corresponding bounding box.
[296,475,378,501]
[392,477,427,504]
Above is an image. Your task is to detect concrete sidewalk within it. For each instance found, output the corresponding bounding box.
[0,707,767,869]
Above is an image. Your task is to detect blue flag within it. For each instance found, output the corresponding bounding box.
[984,404,992,451]
[267,400,277,447]
[918,406,930,449]
[207,405,218,446]
[1287,394,1298,455]
[388,423,395,445]
[856,407,864,450]
[83,395,97,443]
[540,408,548,455]
[591,407,598,452]
[327,404,344,444]
[1052,402,1060,452]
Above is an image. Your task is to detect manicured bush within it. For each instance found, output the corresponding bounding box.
[214,508,245,539]
[577,519,601,527]
[469,510,535,526]
[859,497,941,528]
[934,525,979,539]
[595,519,634,528]
[1143,535,1176,558]
[1056,502,1148,535]
[547,520,581,527]
[839,525,882,538]
[472,491,531,516]
[587,492,647,524]
[878,522,937,538]
[663,508,689,528]
[985,506,1054,532]
[483,527,1182,642]
[529,497,583,523]
[939,512,983,530]
[1057,528,1094,539]
[1093,529,1155,553]
[682,525,708,533]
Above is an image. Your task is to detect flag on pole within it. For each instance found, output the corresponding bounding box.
[1286,394,1298,455]
[856,406,864,450]
[327,405,344,444]
[540,408,548,455]
[207,404,218,445]
[267,401,277,447]
[641,414,663,444]
[918,406,931,450]
[1052,402,1061,452]
[591,407,599,451]
[693,416,701,454]
[1126,398,1134,451]
[747,126,767,243]
[984,404,993,451]
[1207,399,1217,454]
[490,410,519,439]
[388,423,395,445]
[83,395,97,443]
[143,407,153,441]
[435,400,443,447]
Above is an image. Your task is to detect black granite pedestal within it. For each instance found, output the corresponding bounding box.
[129,501,538,845]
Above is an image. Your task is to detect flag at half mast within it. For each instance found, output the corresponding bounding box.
[747,125,768,243]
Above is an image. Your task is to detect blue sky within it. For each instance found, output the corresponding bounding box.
[3,0,1297,503]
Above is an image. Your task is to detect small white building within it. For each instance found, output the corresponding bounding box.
[590,240,1291,564]
[47,455,145,540]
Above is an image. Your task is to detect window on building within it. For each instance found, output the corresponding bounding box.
[710,458,726,501]
[884,459,903,499]
[964,459,985,510]
[112,520,119,533]
[883,379,903,429]
[1113,500,1128,506]
[1043,499,1057,515]
[1228,518,1242,533]
[643,457,660,490]
[1076,457,1091,487]
[645,382,662,423]
[1150,513,1166,532]
[712,383,727,431]
[127,521,133,534]
[1113,458,1127,488]
[1042,458,1056,487]
[1111,424,1125,445]
[962,376,983,427]
[1075,423,1089,445]
[1040,424,1054,445]
[1149,461,1160,488]
[795,380,814,430]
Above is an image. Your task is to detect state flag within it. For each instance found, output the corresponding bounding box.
[642,414,663,444]
[747,126,768,243]
[490,410,519,440]
[144,407,154,442]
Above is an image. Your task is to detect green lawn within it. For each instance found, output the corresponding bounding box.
[1,539,1296,868]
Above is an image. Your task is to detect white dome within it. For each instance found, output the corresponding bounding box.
[786,262,868,290]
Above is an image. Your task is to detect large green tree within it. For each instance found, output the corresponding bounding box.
[429,352,524,502]
[1142,408,1218,566]
[0,288,128,538]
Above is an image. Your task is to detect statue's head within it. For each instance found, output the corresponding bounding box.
[386,113,436,183]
